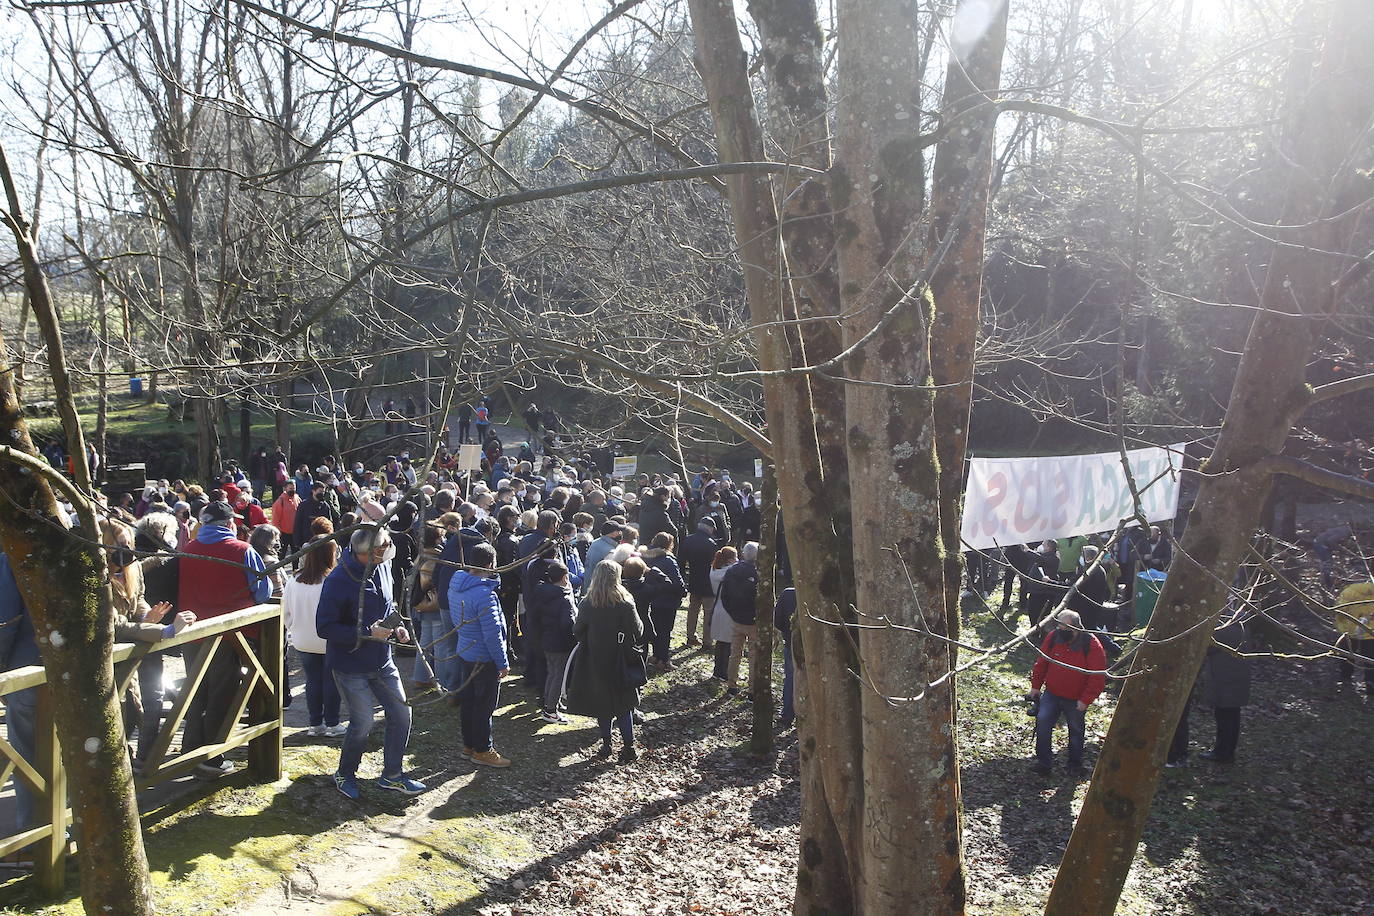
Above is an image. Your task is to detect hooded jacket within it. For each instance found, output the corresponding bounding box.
[448,570,509,667]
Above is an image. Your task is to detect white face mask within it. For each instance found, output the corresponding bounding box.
[708,501,720,509]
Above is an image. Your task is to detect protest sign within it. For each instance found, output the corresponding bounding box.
[754,459,764,478]
[612,456,638,478]
[456,444,483,472]
[960,444,1184,551]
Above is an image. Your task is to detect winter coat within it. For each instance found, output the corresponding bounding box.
[718,560,759,626]
[448,570,509,668]
[109,561,166,644]
[1066,564,1112,627]
[293,494,338,541]
[624,567,673,632]
[1145,536,1172,571]
[531,581,578,653]
[679,531,722,597]
[1334,581,1374,638]
[585,536,619,576]
[1203,618,1251,708]
[710,565,737,643]
[1031,630,1107,705]
[271,493,299,539]
[564,598,641,719]
[495,529,523,600]
[317,550,397,674]
[636,498,678,548]
[641,548,687,611]
[774,587,796,638]
[691,501,731,544]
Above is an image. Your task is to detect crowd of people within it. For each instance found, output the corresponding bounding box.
[5,432,785,811]
[2,411,1371,853]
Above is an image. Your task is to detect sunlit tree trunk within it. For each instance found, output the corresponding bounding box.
[0,144,154,916]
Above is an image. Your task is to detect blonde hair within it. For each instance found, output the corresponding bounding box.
[585,560,633,609]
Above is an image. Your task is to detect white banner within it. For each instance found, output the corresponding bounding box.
[960,444,1185,551]
[612,456,638,478]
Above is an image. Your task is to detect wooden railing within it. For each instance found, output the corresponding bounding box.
[0,603,283,895]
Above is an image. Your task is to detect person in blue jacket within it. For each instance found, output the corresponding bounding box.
[449,541,512,768]
[316,527,427,800]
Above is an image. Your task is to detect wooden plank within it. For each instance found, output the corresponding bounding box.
[247,612,283,781]
[140,634,221,771]
[0,733,45,795]
[0,603,282,698]
[33,686,66,897]
[138,720,278,784]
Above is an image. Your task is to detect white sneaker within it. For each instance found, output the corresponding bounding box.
[195,760,234,778]
[324,724,348,737]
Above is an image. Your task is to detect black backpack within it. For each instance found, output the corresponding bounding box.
[718,563,758,625]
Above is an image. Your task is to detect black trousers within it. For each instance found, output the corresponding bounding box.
[1213,706,1241,760]
[712,641,731,680]
[1168,693,1192,763]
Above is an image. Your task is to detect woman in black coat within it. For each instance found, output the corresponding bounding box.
[641,534,688,670]
[565,560,643,762]
[621,555,672,665]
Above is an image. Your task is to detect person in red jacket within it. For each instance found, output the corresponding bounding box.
[1029,609,1107,776]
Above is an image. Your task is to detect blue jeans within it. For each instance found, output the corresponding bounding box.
[3,687,37,832]
[414,612,444,684]
[457,660,501,752]
[780,631,795,724]
[432,613,459,691]
[1036,692,1086,767]
[299,651,341,727]
[598,711,633,744]
[332,660,411,779]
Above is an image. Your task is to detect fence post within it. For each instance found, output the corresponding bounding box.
[247,609,283,781]
[33,684,66,896]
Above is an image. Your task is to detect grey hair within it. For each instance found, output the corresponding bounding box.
[1081,545,1100,562]
[350,525,393,555]
[135,512,178,550]
[740,541,759,562]
[249,524,281,557]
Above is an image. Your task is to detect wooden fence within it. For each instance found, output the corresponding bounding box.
[0,603,283,895]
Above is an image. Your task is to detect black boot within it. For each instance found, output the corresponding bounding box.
[595,738,612,759]
[618,744,638,764]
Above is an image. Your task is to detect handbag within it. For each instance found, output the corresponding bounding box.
[616,630,648,689]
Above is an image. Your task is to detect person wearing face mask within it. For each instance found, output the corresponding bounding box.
[1028,609,1106,777]
[293,482,339,548]
[584,521,625,588]
[692,485,732,546]
[317,526,425,798]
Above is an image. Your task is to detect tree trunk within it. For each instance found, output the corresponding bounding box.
[928,0,1010,654]
[0,144,154,916]
[276,377,293,467]
[1049,4,1374,912]
[749,462,777,755]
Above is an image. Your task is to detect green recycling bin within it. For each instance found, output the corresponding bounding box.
[1134,569,1167,627]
